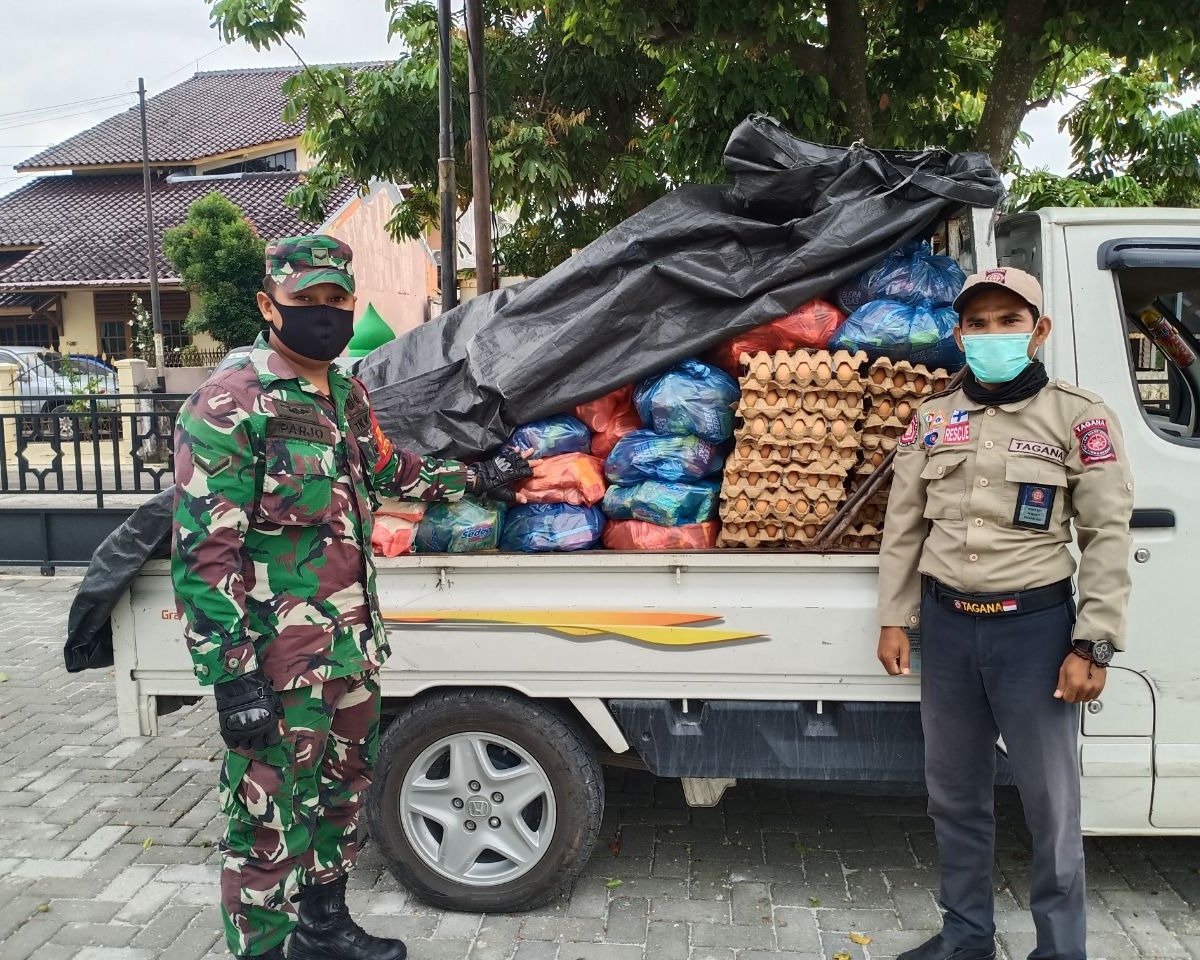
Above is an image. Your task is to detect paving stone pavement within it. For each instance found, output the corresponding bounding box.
[1,574,1198,960]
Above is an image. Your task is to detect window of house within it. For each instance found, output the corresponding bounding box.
[208,149,297,175]
[0,319,57,348]
[93,290,191,360]
[1113,264,1200,443]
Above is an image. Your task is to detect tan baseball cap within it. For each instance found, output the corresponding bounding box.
[953,266,1043,315]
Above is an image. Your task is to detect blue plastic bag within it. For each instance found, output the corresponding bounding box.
[837,241,966,313]
[829,300,965,369]
[633,360,740,443]
[500,504,605,552]
[602,479,721,526]
[416,498,506,553]
[605,430,723,485]
[500,415,591,459]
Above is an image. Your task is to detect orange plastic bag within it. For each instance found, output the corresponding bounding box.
[372,501,426,557]
[514,453,607,506]
[602,519,720,550]
[574,386,641,459]
[705,299,845,375]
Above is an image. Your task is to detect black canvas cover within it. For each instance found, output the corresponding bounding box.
[357,115,1002,458]
[64,117,1002,670]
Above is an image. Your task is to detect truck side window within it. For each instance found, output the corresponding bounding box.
[1114,267,1200,442]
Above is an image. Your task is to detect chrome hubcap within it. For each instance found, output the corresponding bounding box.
[400,732,556,886]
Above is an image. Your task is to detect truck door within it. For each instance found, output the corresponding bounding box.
[1062,224,1200,831]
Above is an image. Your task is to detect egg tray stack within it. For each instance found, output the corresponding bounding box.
[718,349,868,548]
[837,358,952,551]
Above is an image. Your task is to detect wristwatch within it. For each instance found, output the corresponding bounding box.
[1072,639,1114,667]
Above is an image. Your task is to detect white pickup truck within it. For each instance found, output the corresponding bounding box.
[109,207,1200,911]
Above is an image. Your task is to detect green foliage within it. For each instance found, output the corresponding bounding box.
[162,192,267,348]
[206,0,1200,276]
[1010,62,1200,212]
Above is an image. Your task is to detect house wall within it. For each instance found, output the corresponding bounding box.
[323,187,431,335]
[60,291,98,355]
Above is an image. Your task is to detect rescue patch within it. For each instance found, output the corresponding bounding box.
[899,418,919,447]
[1008,439,1066,465]
[1073,418,1116,466]
[943,422,971,445]
[266,417,334,445]
[1013,482,1056,531]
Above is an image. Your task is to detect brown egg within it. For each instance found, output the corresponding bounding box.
[771,418,786,438]
[831,419,849,439]
[776,497,790,513]
[786,390,799,406]
[875,398,893,417]
[811,417,828,439]
[759,444,774,457]
[836,362,854,384]
[816,362,832,382]
[766,389,779,405]
[735,496,750,514]
[750,417,766,436]
[897,400,912,419]
[767,470,782,485]
[892,372,907,389]
[872,451,886,467]
[871,367,888,385]
[825,392,839,410]
[747,522,759,536]
[755,498,771,515]
[804,523,819,539]
[785,469,801,486]
[756,361,771,381]
[814,500,831,517]
[776,360,792,382]
[766,523,780,538]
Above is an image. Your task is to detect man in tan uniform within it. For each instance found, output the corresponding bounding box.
[877,267,1134,960]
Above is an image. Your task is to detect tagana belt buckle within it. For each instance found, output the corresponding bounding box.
[951,595,1020,616]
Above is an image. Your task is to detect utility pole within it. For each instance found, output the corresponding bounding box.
[464,0,494,294]
[137,77,165,387]
[436,0,458,312]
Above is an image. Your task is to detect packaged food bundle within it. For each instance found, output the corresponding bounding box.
[603,519,719,551]
[416,498,506,553]
[602,478,721,526]
[371,499,427,557]
[500,415,591,459]
[605,430,723,485]
[574,385,640,459]
[705,299,846,375]
[633,360,740,443]
[513,453,607,506]
[500,504,605,552]
[829,300,964,370]
[836,241,966,313]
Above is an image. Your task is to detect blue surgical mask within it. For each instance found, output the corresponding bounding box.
[962,333,1034,384]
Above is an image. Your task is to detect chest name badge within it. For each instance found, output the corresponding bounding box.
[267,417,334,446]
[1013,482,1056,531]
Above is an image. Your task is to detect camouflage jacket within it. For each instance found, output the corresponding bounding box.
[171,335,467,690]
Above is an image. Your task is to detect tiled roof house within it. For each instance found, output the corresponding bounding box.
[0,67,359,359]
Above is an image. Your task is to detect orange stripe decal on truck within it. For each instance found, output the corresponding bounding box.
[380,610,763,647]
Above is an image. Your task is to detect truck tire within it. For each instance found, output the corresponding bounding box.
[366,690,604,912]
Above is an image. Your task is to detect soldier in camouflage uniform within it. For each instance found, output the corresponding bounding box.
[172,236,531,960]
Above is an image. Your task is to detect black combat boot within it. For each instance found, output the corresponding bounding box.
[287,875,407,960]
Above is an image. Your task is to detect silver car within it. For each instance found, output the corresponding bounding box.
[0,346,120,439]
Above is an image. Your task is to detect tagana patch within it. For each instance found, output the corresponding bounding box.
[1073,418,1116,466]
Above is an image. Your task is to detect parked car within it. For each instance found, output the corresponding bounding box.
[0,347,120,440]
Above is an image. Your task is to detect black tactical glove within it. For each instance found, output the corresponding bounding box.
[214,668,284,752]
[466,450,534,501]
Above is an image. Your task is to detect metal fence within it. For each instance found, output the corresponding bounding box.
[0,392,186,508]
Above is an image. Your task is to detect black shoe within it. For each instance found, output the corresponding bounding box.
[898,934,997,960]
[287,875,407,960]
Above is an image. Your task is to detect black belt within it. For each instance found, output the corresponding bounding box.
[928,578,1073,617]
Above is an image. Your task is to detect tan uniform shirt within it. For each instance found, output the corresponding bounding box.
[877,380,1134,647]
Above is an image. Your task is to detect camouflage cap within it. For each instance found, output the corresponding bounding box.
[265,235,355,294]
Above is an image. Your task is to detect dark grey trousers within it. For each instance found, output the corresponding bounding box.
[920,587,1085,960]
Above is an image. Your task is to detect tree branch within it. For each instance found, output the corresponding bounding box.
[974,0,1049,169]
[644,22,828,74]
[825,0,873,143]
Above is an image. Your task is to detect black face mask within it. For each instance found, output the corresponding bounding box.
[268,298,355,362]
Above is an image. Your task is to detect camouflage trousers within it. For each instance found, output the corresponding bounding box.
[218,670,381,957]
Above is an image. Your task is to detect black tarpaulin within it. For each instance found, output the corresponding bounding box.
[357,115,1002,459]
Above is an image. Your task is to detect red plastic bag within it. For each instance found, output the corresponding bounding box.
[575,386,640,459]
[602,519,720,550]
[514,453,607,506]
[705,299,845,375]
[372,500,426,557]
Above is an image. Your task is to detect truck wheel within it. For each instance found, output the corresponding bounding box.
[367,690,604,912]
